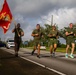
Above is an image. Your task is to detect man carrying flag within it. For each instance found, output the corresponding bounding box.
[0,0,12,33]
[12,23,24,57]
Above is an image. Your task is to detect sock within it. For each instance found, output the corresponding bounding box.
[66,53,68,55]
[71,53,73,55]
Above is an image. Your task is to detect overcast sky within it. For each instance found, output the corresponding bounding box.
[0,0,76,43]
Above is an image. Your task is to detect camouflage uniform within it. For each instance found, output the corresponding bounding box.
[65,28,75,45]
[32,29,43,46]
[49,30,58,45]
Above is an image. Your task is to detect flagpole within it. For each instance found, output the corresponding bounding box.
[12,18,20,37]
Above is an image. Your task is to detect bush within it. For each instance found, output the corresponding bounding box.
[60,44,66,48]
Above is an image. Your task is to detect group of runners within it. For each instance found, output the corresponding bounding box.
[31,23,76,58]
[12,23,76,59]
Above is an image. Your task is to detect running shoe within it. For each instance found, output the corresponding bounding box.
[37,55,40,58]
[69,54,74,58]
[65,54,68,58]
[31,50,35,55]
[52,52,55,57]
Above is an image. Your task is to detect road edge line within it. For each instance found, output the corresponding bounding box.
[20,56,66,75]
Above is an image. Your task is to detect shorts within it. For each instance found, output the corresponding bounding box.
[49,38,58,46]
[66,38,75,45]
[34,40,41,46]
[14,37,21,43]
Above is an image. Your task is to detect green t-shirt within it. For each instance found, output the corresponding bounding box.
[65,28,74,39]
[49,30,58,38]
[73,28,76,35]
[14,28,23,38]
[32,29,43,40]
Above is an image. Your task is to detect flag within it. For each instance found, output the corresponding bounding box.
[0,0,12,33]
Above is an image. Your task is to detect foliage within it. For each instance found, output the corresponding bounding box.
[27,23,76,47]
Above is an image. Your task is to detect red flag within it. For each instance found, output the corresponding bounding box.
[0,0,12,33]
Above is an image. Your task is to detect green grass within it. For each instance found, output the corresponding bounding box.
[25,47,76,54]
[25,47,66,52]
[46,47,76,53]
[45,47,66,53]
[56,48,66,53]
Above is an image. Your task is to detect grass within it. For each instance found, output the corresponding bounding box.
[25,47,66,52]
[56,48,66,53]
[25,47,76,54]
[45,47,66,53]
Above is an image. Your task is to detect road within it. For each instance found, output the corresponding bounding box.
[1,48,76,75]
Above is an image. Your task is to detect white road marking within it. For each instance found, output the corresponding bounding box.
[20,56,66,75]
[3,49,66,75]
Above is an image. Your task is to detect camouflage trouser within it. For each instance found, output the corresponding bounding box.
[14,37,21,52]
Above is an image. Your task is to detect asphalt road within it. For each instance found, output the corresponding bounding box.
[0,48,59,75]
[1,48,76,75]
